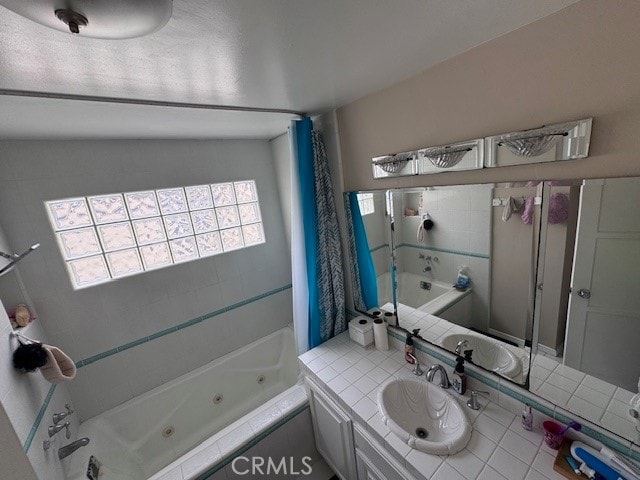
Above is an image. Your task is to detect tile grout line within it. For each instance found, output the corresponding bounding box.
[75,283,292,368]
[23,384,56,453]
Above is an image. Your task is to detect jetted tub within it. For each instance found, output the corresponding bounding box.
[65,326,304,480]
[395,272,471,315]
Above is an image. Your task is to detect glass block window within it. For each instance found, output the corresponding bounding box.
[46,180,265,289]
[357,193,375,216]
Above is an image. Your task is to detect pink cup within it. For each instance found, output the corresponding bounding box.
[542,421,564,449]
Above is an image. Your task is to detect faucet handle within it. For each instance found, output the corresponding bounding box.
[406,353,424,376]
[53,404,74,424]
[48,421,70,438]
[467,390,490,410]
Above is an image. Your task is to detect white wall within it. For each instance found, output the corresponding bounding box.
[0,223,76,480]
[0,139,292,420]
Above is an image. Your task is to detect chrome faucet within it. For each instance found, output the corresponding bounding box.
[48,422,71,439]
[455,339,470,355]
[425,364,451,389]
[53,404,74,424]
[58,437,90,460]
[406,353,424,376]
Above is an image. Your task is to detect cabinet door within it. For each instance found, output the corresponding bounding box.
[355,448,386,480]
[307,379,357,480]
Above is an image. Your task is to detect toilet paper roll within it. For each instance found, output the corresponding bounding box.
[383,311,397,327]
[373,318,389,351]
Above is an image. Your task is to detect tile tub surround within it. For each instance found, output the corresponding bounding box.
[299,330,640,480]
[0,298,77,480]
[65,326,300,480]
[149,386,310,480]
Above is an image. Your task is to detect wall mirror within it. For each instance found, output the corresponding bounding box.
[531,176,640,445]
[346,182,544,386]
[346,175,640,444]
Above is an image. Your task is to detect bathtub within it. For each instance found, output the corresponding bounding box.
[395,272,471,315]
[65,326,305,480]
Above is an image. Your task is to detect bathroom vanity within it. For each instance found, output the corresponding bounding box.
[300,331,578,480]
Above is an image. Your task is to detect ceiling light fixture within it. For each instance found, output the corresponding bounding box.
[0,0,172,39]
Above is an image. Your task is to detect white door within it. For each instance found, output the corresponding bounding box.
[564,178,640,391]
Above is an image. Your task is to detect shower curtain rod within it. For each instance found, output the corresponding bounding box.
[0,89,306,117]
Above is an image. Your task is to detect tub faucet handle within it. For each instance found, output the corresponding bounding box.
[53,404,73,424]
[48,421,71,439]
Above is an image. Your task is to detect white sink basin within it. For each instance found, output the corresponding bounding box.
[441,333,522,379]
[377,378,471,455]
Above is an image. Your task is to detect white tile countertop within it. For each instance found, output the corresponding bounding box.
[299,331,570,480]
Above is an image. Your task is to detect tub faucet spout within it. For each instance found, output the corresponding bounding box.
[58,437,89,460]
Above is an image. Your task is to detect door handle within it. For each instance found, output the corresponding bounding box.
[577,289,591,299]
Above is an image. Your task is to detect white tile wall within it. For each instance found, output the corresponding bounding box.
[0,139,293,420]
[395,186,492,332]
[0,297,75,480]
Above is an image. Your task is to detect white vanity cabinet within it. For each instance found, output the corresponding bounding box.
[305,377,416,480]
[306,378,358,480]
[353,424,415,480]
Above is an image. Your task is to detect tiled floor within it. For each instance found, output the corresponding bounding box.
[530,354,638,442]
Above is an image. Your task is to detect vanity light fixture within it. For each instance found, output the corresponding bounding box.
[497,125,570,157]
[372,152,415,174]
[0,0,172,39]
[422,144,473,169]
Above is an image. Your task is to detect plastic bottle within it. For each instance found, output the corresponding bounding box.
[452,357,467,394]
[522,404,533,431]
[455,266,471,290]
[405,330,418,364]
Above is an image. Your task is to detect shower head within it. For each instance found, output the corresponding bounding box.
[0,241,41,275]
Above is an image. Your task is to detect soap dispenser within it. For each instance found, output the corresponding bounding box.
[452,357,467,394]
[405,329,420,364]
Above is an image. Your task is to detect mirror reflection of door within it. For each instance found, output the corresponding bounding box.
[566,178,640,391]
[531,177,640,444]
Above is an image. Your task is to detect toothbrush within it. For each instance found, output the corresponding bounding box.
[558,420,582,435]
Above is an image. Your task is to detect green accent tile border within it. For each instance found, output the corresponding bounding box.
[387,327,637,458]
[23,384,56,453]
[75,284,292,368]
[369,243,389,253]
[398,242,490,259]
[195,403,310,480]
